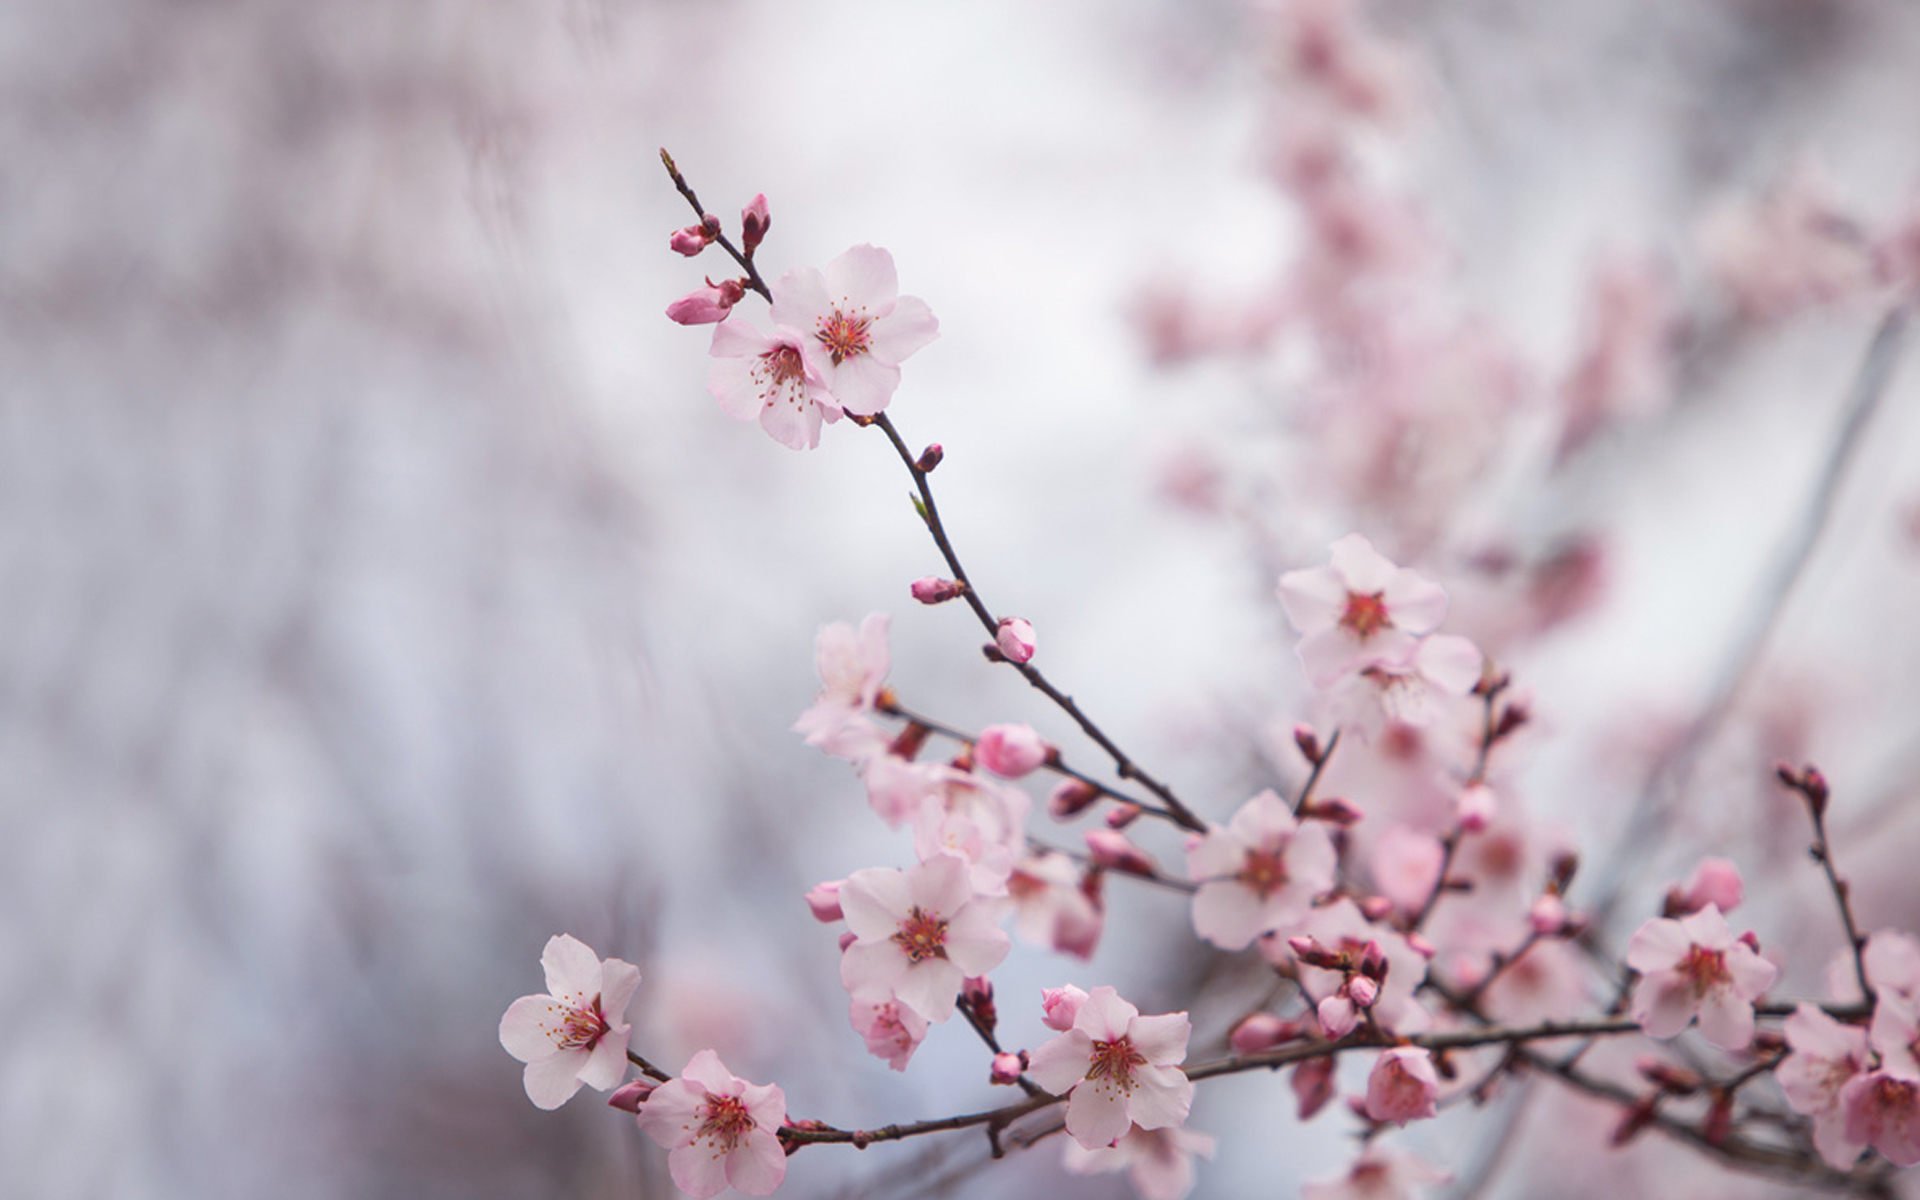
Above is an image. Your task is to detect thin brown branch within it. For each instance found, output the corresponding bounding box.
[659,148,772,300]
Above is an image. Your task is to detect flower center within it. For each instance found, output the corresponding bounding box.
[1239,848,1290,899]
[696,1094,755,1153]
[1086,1036,1146,1090]
[1339,590,1391,638]
[557,996,610,1050]
[815,308,872,366]
[892,906,950,963]
[1679,944,1732,995]
[763,343,806,382]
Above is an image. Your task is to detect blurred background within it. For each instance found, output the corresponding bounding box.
[7,1,1920,1197]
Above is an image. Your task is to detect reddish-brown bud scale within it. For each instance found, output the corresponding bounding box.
[1293,723,1323,765]
[915,443,945,472]
[889,722,932,761]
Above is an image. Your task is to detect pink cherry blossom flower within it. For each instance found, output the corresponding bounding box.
[1277,534,1449,688]
[792,614,891,760]
[995,617,1037,663]
[974,723,1051,778]
[838,854,1010,1022]
[1268,898,1431,1035]
[768,244,939,415]
[498,934,641,1110]
[1061,1123,1217,1200]
[1008,851,1103,961]
[1624,904,1778,1050]
[708,319,840,450]
[909,766,1032,894]
[1086,828,1157,876]
[990,1051,1026,1085]
[1185,789,1337,951]
[1840,1071,1920,1168]
[1301,1148,1450,1200]
[1291,1056,1338,1120]
[670,222,716,256]
[1027,986,1194,1150]
[636,1049,787,1198]
[1364,1046,1438,1125]
[1777,1003,1871,1169]
[850,996,929,1072]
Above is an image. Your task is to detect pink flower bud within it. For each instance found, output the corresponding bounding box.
[1041,984,1089,1031]
[669,223,715,256]
[1084,828,1155,875]
[963,976,997,1031]
[1357,895,1394,922]
[975,723,1051,778]
[1405,932,1437,960]
[1317,993,1361,1039]
[608,1079,657,1113]
[666,278,746,325]
[1291,1056,1337,1119]
[740,193,770,252]
[1301,796,1364,825]
[1454,782,1496,832]
[1347,976,1380,1009]
[837,931,858,952]
[1230,1012,1300,1055]
[1104,802,1142,829]
[910,576,965,605]
[1528,893,1567,935]
[915,443,944,472]
[1293,722,1323,765]
[1048,778,1101,820]
[989,1051,1025,1085]
[805,880,845,923]
[1675,857,1744,916]
[995,617,1036,664]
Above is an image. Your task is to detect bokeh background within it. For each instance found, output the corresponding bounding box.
[9,1,1920,1197]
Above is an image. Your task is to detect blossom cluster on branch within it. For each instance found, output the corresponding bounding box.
[490,134,1920,1199]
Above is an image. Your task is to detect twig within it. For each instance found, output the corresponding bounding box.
[659,149,772,301]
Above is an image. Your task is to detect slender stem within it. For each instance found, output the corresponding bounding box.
[626,1049,674,1083]
[1409,678,1506,932]
[866,411,1206,833]
[1028,835,1198,894]
[659,149,771,300]
[1803,784,1872,1003]
[1291,727,1340,815]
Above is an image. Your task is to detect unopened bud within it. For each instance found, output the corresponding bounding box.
[1229,1012,1301,1055]
[805,880,844,923]
[1302,796,1363,825]
[962,976,997,1031]
[911,576,965,605]
[1405,932,1436,959]
[1528,893,1567,935]
[1455,783,1496,833]
[1084,828,1155,876]
[1550,851,1580,893]
[1635,1058,1700,1095]
[1493,702,1530,740]
[975,723,1051,779]
[1293,723,1323,765]
[1738,930,1762,954]
[1048,778,1102,820]
[1042,984,1089,1031]
[740,193,770,252]
[915,443,944,472]
[1357,895,1394,922]
[995,617,1037,664]
[670,222,716,256]
[608,1079,656,1112]
[665,277,746,325]
[1105,802,1142,829]
[1292,1057,1338,1119]
[1346,975,1380,1009]
[837,931,857,952]
[989,1051,1026,1085]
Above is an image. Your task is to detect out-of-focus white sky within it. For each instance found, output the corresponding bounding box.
[8,2,1920,1197]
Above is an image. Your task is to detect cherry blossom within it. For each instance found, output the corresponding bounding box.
[708,319,840,450]
[668,278,746,325]
[498,934,642,1110]
[1042,984,1090,1031]
[1624,904,1778,1050]
[792,613,892,760]
[636,1049,788,1198]
[1061,1123,1217,1200]
[1277,534,1449,688]
[1185,789,1337,951]
[909,766,1031,894]
[974,723,1051,779]
[1338,633,1483,730]
[1301,1148,1450,1200]
[995,617,1037,663]
[1268,898,1431,1035]
[1008,850,1103,960]
[768,245,939,415]
[1840,1070,1920,1168]
[1027,985,1194,1150]
[838,853,1011,1022]
[849,996,929,1072]
[1777,1003,1870,1169]
[1668,857,1744,917]
[1364,1046,1438,1125]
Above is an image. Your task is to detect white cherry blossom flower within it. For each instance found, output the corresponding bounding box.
[769,244,939,415]
[498,934,641,1110]
[838,854,1010,1022]
[1027,985,1193,1150]
[1277,534,1449,688]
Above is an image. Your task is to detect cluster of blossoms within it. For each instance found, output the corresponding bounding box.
[491,150,1920,1200]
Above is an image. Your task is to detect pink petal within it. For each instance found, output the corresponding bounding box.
[541,934,604,1005]
[1631,975,1698,1040]
[1696,988,1756,1051]
[668,1140,735,1200]
[1065,1075,1134,1149]
[499,995,567,1062]
[1415,634,1483,694]
[1192,880,1266,951]
[1076,986,1141,1041]
[870,294,940,362]
[1381,570,1447,633]
[681,1048,740,1097]
[522,1048,589,1110]
[1126,1064,1195,1130]
[1624,917,1690,972]
[1127,1013,1192,1065]
[1276,566,1347,634]
[840,867,912,940]
[823,244,900,309]
[725,1128,789,1196]
[894,957,963,1022]
[578,1030,631,1091]
[1328,534,1396,592]
[1296,627,1363,688]
[1027,1029,1094,1093]
[601,958,644,1020]
[767,267,831,331]
[826,351,901,416]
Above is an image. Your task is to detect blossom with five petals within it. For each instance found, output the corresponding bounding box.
[636,1049,788,1198]
[1624,904,1778,1050]
[769,245,939,416]
[1061,1123,1217,1200]
[792,613,893,760]
[1027,985,1194,1150]
[498,934,641,1110]
[1277,534,1448,688]
[1185,789,1336,951]
[708,321,840,450]
[838,853,1011,1022]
